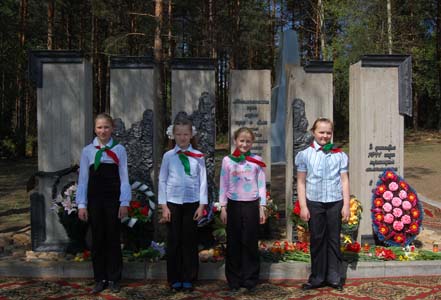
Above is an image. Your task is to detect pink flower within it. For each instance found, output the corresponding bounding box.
[383,191,393,201]
[388,182,399,191]
[401,215,411,224]
[393,208,403,218]
[399,190,408,200]
[384,213,394,224]
[382,202,393,212]
[393,221,404,231]
[391,197,402,207]
[402,201,412,210]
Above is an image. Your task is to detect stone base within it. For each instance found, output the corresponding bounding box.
[1,259,441,280]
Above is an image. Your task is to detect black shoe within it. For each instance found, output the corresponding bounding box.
[301,282,323,291]
[91,280,107,294]
[182,282,193,293]
[108,281,121,293]
[327,282,343,291]
[170,282,182,292]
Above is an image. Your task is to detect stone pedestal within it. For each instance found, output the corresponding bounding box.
[285,62,333,241]
[229,70,271,181]
[349,55,411,241]
[29,50,93,251]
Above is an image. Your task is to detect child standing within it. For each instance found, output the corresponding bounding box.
[219,127,267,291]
[158,116,207,292]
[76,113,131,294]
[295,118,350,291]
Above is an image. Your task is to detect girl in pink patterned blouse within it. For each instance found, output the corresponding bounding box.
[219,127,267,292]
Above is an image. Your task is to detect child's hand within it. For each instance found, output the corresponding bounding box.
[160,204,171,223]
[341,204,350,222]
[193,204,205,221]
[259,206,266,224]
[118,206,128,219]
[220,207,227,224]
[78,208,88,222]
[300,206,310,222]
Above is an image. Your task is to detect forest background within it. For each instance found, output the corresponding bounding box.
[1,0,440,158]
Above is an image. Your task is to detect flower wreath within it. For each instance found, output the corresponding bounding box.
[166,124,197,140]
[371,168,423,246]
[125,181,156,226]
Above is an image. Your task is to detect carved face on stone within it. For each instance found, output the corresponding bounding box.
[95,118,114,145]
[312,121,333,146]
[234,131,254,154]
[174,124,192,149]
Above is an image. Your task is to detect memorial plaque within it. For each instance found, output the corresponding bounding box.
[349,55,411,239]
[229,70,271,181]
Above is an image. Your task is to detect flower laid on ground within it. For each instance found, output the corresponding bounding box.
[375,247,397,260]
[342,195,362,236]
[199,247,224,262]
[74,250,90,262]
[344,241,361,253]
[259,240,311,263]
[129,241,165,262]
[291,199,308,230]
[371,169,423,246]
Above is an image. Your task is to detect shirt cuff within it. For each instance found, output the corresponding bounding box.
[78,204,87,209]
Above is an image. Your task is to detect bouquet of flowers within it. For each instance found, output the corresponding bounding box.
[51,182,88,253]
[210,202,226,243]
[371,168,423,246]
[291,199,308,230]
[342,195,362,235]
[265,191,279,220]
[122,181,156,251]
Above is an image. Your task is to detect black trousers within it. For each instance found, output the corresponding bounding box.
[225,200,260,289]
[307,200,343,286]
[88,200,122,282]
[166,202,199,284]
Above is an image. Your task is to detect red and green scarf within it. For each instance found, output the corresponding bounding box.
[311,142,342,154]
[228,149,266,167]
[94,140,119,170]
[177,150,204,176]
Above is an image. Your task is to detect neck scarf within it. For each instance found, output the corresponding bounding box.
[311,142,342,154]
[228,148,266,167]
[94,140,119,170]
[177,150,204,176]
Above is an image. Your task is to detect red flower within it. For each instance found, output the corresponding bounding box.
[374,198,384,207]
[409,222,419,233]
[411,208,420,219]
[384,171,397,181]
[399,181,408,191]
[293,201,301,216]
[140,206,149,216]
[379,225,389,235]
[375,213,384,222]
[345,242,361,253]
[394,233,405,244]
[212,205,218,213]
[376,185,387,195]
[82,250,91,260]
[131,201,141,208]
[408,193,417,202]
[203,209,208,216]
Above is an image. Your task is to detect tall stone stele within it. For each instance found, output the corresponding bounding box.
[229,70,272,182]
[29,50,93,251]
[349,55,412,243]
[285,62,334,241]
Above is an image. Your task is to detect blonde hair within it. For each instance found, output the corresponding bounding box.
[310,117,334,132]
[95,113,114,126]
[233,127,255,141]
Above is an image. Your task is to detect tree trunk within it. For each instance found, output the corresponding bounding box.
[387,0,392,54]
[437,0,441,130]
[47,0,54,49]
